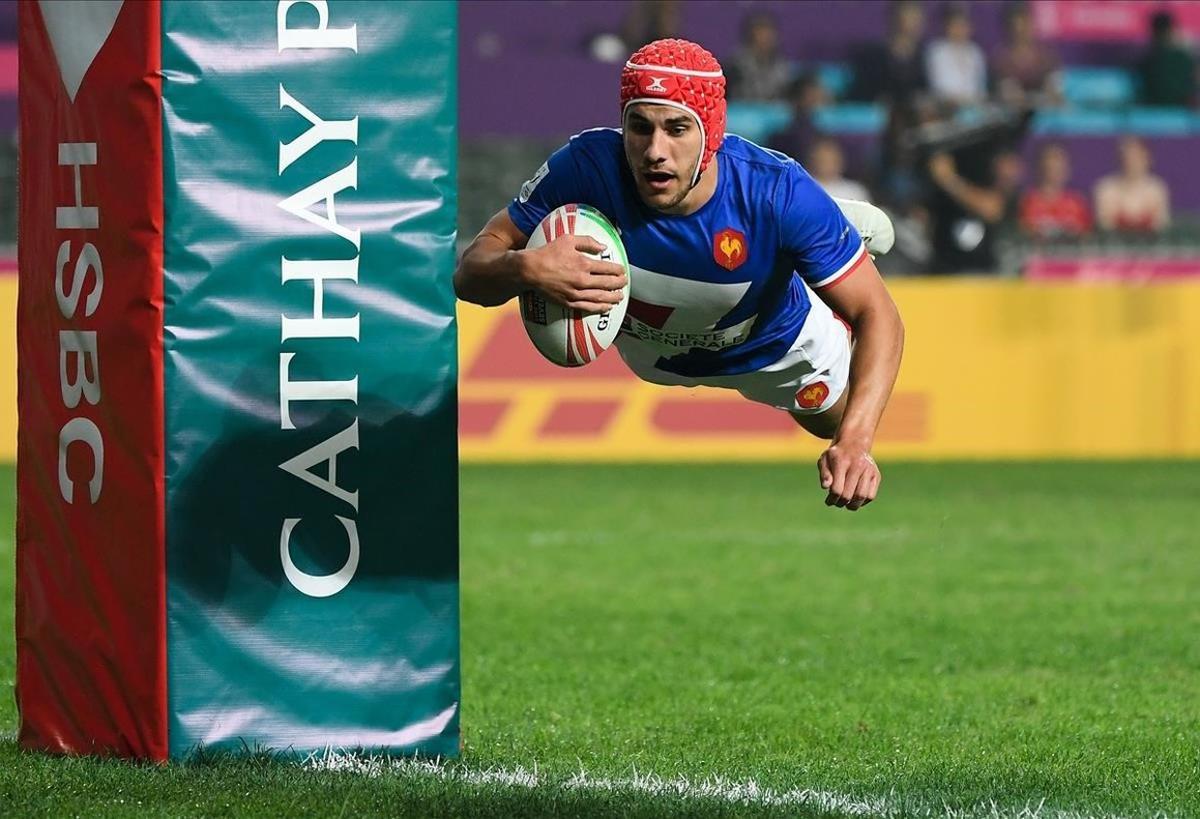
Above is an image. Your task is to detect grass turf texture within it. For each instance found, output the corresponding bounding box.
[0,462,1198,817]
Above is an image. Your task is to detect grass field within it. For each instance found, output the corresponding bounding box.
[0,461,1198,817]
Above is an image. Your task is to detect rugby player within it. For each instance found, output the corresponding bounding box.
[456,39,904,511]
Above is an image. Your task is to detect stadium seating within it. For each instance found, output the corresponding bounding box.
[1030,107,1124,135]
[815,62,853,99]
[729,101,1200,141]
[814,102,887,134]
[724,102,791,145]
[1060,66,1137,108]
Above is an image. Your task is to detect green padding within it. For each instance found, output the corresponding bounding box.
[162,0,458,757]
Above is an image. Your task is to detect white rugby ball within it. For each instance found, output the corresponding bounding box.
[520,204,631,367]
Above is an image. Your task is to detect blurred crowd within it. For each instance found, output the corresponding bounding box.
[601,0,1197,274]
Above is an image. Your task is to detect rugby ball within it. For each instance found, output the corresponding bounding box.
[520,204,631,367]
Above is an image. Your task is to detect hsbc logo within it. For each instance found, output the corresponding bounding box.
[38,0,126,507]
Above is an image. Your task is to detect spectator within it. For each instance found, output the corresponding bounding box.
[991,2,1063,108]
[876,97,941,212]
[848,0,928,104]
[726,11,795,101]
[1019,143,1091,239]
[766,72,827,162]
[590,0,680,62]
[926,149,1024,273]
[622,0,679,49]
[1094,136,1171,233]
[1138,11,1197,107]
[925,4,987,106]
[807,137,871,201]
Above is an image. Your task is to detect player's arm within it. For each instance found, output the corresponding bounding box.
[814,258,904,510]
[455,209,626,314]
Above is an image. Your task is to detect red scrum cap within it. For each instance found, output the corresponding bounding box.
[620,39,726,186]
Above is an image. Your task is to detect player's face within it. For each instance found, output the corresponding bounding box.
[623,104,704,212]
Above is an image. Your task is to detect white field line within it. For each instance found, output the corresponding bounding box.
[305,749,1161,819]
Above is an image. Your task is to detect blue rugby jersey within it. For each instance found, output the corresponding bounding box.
[508,129,866,378]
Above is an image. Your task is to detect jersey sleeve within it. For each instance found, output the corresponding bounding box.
[777,163,868,289]
[507,140,590,238]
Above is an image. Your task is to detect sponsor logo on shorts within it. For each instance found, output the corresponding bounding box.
[713,228,747,271]
[796,381,830,410]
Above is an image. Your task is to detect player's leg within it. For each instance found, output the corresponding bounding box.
[723,289,852,437]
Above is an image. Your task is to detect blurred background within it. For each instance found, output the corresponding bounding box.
[460,0,1200,277]
[455,0,1200,463]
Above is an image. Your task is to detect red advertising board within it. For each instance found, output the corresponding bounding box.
[1025,256,1200,281]
[17,0,167,759]
[1034,0,1200,42]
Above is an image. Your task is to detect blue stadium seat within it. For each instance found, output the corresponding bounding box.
[731,104,1200,140]
[815,62,852,99]
[1032,108,1122,135]
[725,102,791,143]
[1033,106,1200,136]
[1060,67,1136,108]
[1124,107,1197,136]
[813,103,886,134]
[954,105,990,127]
[727,102,888,142]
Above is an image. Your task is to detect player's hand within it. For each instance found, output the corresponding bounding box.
[521,235,628,315]
[817,438,880,511]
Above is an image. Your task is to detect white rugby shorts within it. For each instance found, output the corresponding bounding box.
[615,285,851,415]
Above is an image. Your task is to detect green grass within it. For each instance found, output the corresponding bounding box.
[1,462,1199,817]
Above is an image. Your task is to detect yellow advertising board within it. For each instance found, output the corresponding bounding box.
[2,277,1199,462]
[459,279,1200,461]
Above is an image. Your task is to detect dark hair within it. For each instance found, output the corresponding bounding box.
[741,10,779,42]
[785,71,820,99]
[1036,141,1066,162]
[1118,134,1148,153]
[806,136,843,163]
[943,3,970,25]
[888,0,922,25]
[1151,11,1175,40]
[1003,2,1031,32]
